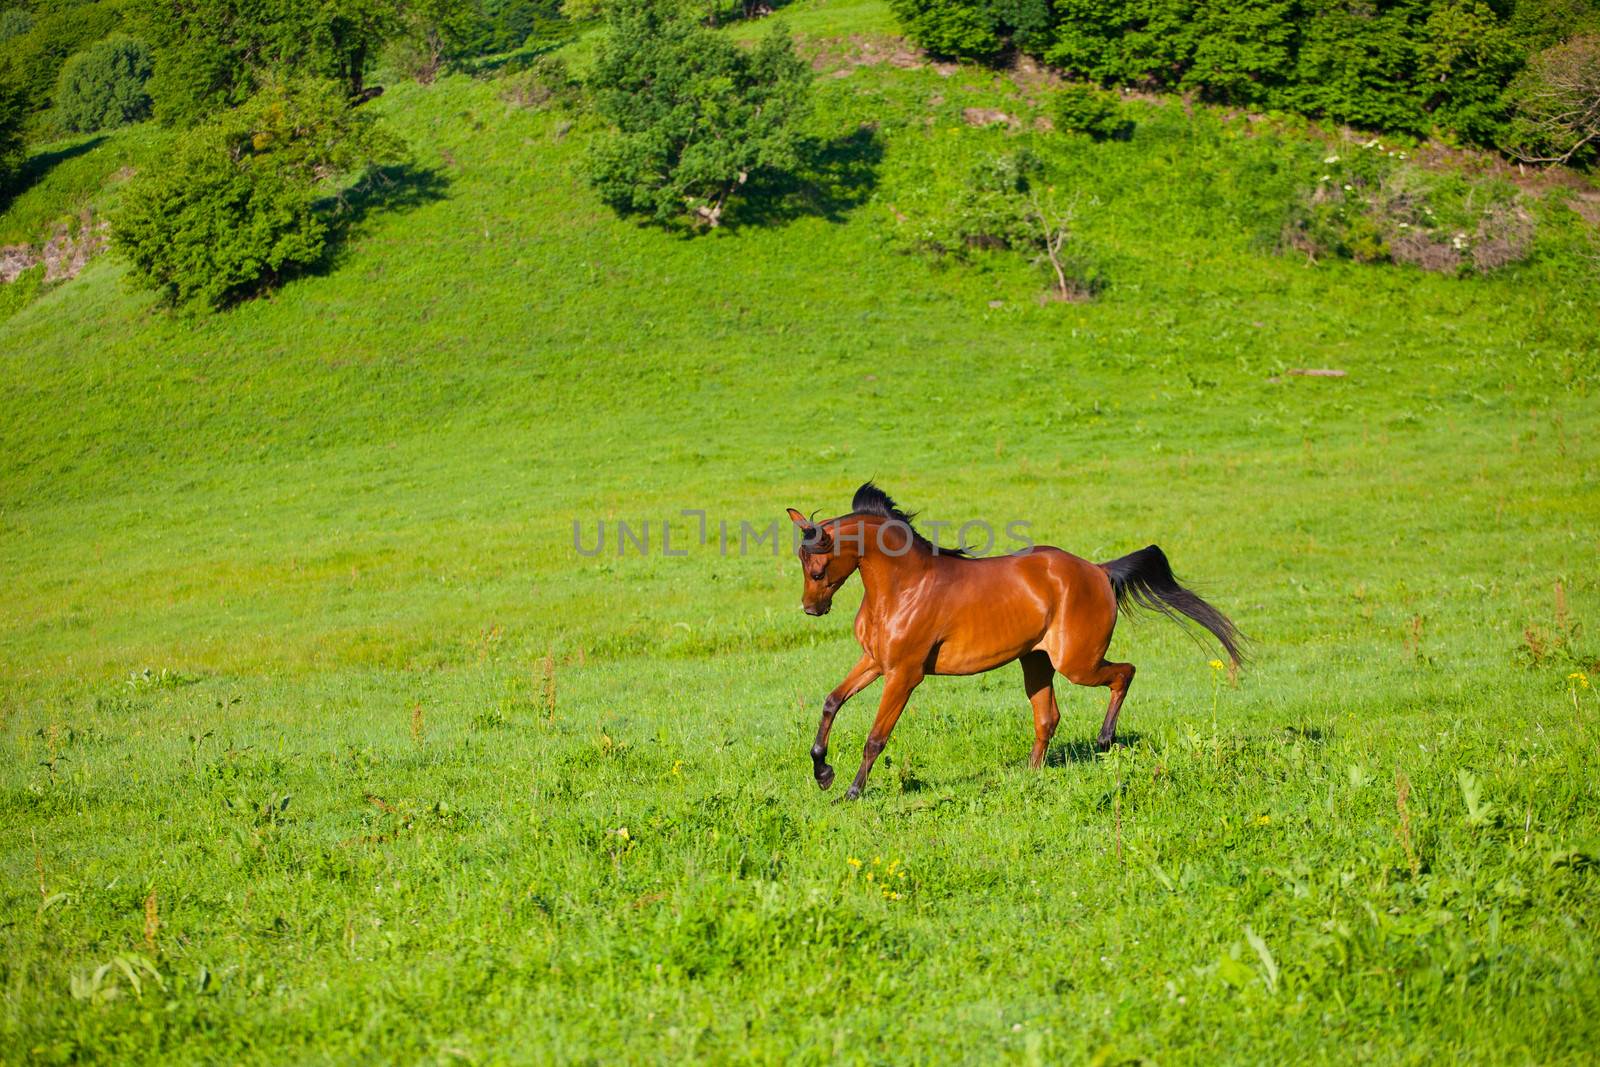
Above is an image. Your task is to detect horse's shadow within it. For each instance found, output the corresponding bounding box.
[1045,730,1147,767]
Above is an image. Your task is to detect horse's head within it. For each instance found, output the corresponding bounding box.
[786,508,859,616]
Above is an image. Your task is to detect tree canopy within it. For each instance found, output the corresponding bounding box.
[585,0,812,226]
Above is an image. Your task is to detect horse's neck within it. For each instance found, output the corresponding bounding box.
[853,526,933,601]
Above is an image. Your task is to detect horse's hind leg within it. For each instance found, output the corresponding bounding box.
[1063,660,1136,751]
[1020,652,1059,768]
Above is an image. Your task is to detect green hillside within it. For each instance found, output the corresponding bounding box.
[3,1,1599,1061]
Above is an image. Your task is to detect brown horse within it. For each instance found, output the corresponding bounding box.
[787,483,1243,799]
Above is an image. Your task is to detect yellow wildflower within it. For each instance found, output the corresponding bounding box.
[1209,659,1225,671]
[847,857,862,868]
[1569,671,1590,689]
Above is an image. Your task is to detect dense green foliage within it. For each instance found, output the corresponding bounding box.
[468,0,566,52]
[2,2,1599,1059]
[1051,82,1124,139]
[111,78,404,308]
[0,0,122,119]
[891,0,1600,149]
[132,0,457,126]
[888,0,1004,56]
[0,7,35,43]
[129,0,577,124]
[0,69,24,191]
[586,0,812,225]
[384,0,487,83]
[50,32,151,132]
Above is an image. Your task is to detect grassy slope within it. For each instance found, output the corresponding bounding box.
[3,2,1600,1061]
[0,125,167,247]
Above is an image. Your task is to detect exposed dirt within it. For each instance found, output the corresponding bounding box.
[0,210,108,285]
[962,107,1019,129]
[801,33,956,77]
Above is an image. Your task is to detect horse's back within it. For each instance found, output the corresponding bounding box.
[919,546,1114,674]
[984,544,1110,594]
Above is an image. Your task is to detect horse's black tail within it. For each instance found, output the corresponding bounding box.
[1100,545,1245,666]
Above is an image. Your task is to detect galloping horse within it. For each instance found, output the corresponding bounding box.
[787,482,1243,800]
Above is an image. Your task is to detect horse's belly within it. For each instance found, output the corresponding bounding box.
[927,639,1036,675]
[927,610,1046,676]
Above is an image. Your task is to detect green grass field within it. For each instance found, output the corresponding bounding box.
[3,2,1600,1061]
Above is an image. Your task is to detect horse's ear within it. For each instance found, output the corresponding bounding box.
[786,508,809,529]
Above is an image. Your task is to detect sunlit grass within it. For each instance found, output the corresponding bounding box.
[1,1,1598,1060]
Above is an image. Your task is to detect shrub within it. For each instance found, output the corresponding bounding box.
[938,151,1040,252]
[500,55,580,110]
[1503,35,1600,165]
[586,0,811,227]
[1051,85,1125,139]
[472,0,569,49]
[114,138,325,308]
[1415,1,1521,146]
[52,34,153,132]
[1282,140,1534,274]
[888,0,1003,59]
[112,79,405,308]
[1180,0,1298,105]
[911,150,1106,298]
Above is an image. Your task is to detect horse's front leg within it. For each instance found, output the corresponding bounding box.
[812,654,881,790]
[843,667,923,801]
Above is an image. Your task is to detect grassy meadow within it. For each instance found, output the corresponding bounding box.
[3,1,1600,1061]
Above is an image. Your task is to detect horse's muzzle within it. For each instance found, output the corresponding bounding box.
[803,603,830,616]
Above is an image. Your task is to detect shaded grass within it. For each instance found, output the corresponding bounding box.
[0,124,166,245]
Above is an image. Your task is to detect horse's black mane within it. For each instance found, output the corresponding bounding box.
[845,481,970,557]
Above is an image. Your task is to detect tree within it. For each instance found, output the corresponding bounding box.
[133,0,454,126]
[0,69,24,196]
[585,0,812,226]
[1504,34,1600,164]
[389,0,481,84]
[53,33,153,132]
[112,78,406,308]
[0,0,122,116]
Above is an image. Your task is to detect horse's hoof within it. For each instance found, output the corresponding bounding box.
[1096,736,1116,753]
[815,765,835,790]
